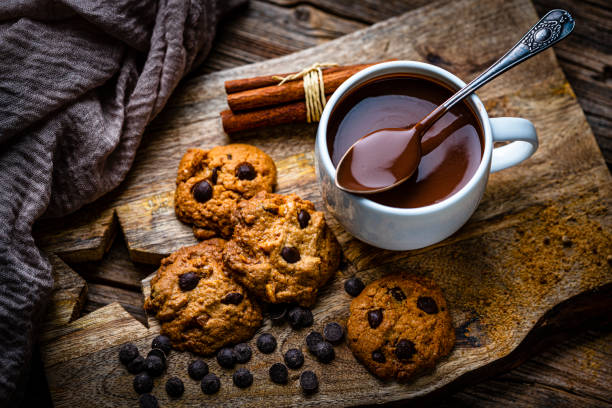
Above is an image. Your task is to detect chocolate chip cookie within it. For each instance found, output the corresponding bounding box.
[223,192,341,307]
[144,239,262,355]
[346,274,454,381]
[175,144,277,239]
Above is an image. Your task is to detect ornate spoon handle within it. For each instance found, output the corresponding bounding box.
[442,9,575,111]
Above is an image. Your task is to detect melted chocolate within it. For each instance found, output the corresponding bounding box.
[328,74,483,208]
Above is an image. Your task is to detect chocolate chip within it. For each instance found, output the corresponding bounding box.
[211,166,220,184]
[306,331,324,354]
[178,272,200,291]
[323,322,344,344]
[227,154,232,160]
[367,309,383,328]
[151,335,171,354]
[372,349,386,363]
[416,296,439,314]
[287,306,312,329]
[281,246,300,263]
[127,355,145,374]
[390,286,406,301]
[562,235,573,247]
[299,370,319,393]
[192,180,213,203]
[395,339,416,361]
[257,333,277,354]
[284,348,304,369]
[344,277,365,297]
[236,162,256,180]
[217,347,236,368]
[297,210,310,228]
[268,303,288,324]
[188,359,209,380]
[133,372,154,394]
[144,355,164,377]
[165,376,184,398]
[233,343,252,364]
[147,349,166,365]
[314,341,335,363]
[201,373,221,394]
[232,368,253,388]
[269,363,288,384]
[264,206,278,215]
[139,393,158,408]
[119,343,139,364]
[221,292,244,305]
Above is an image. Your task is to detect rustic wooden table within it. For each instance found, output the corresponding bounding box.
[24,0,611,406]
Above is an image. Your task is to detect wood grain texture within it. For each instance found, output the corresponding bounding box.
[37,0,612,407]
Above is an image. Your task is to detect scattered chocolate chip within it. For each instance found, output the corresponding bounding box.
[372,349,386,363]
[257,333,277,354]
[389,286,407,301]
[344,277,365,297]
[416,296,439,314]
[264,206,278,215]
[211,166,220,184]
[306,331,324,354]
[119,343,139,365]
[367,309,383,328]
[144,355,164,377]
[269,363,288,384]
[178,272,200,291]
[221,292,244,305]
[233,368,253,388]
[297,210,311,228]
[287,306,312,329]
[147,349,166,365]
[151,335,171,354]
[227,154,233,160]
[314,341,335,363]
[268,303,288,325]
[543,237,551,245]
[192,180,213,203]
[300,371,319,393]
[281,246,300,263]
[323,322,344,344]
[201,373,221,394]
[562,235,573,247]
[284,348,304,369]
[139,393,158,408]
[188,359,209,380]
[133,372,154,394]
[216,347,236,368]
[127,355,145,374]
[165,376,184,398]
[236,162,256,180]
[233,343,252,364]
[395,339,416,361]
[607,255,612,266]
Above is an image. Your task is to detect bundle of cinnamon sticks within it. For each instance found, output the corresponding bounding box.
[220,61,392,134]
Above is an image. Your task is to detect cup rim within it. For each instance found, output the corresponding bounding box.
[316,60,493,215]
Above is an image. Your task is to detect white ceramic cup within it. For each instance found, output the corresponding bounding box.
[315,61,538,250]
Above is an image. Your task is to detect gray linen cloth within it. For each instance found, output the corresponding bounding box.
[0,0,245,403]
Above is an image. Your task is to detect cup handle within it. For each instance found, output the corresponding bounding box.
[489,117,538,173]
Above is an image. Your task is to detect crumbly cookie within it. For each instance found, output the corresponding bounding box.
[346,274,454,381]
[175,144,277,239]
[144,239,262,355]
[223,192,341,307]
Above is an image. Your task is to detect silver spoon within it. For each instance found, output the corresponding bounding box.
[335,9,575,194]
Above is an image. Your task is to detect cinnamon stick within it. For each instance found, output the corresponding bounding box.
[225,64,374,94]
[227,62,384,112]
[221,98,328,134]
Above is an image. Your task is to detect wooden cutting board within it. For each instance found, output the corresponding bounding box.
[36,0,612,406]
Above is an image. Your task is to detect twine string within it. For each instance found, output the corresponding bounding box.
[272,62,338,123]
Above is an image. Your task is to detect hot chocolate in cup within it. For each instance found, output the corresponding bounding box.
[315,61,538,251]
